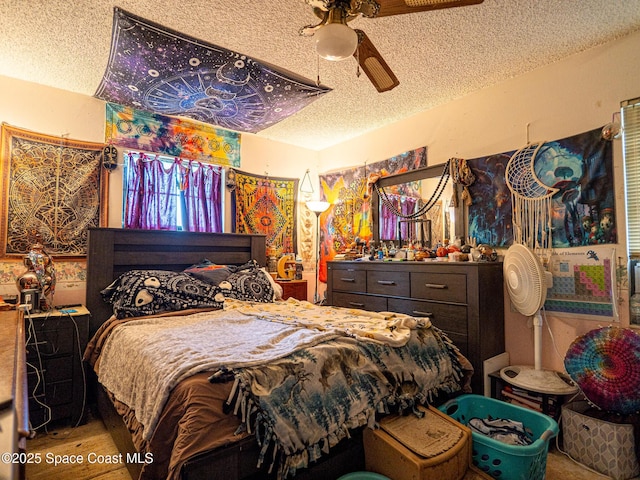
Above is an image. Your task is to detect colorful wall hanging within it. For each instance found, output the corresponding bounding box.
[106,103,241,167]
[317,147,427,282]
[0,124,107,258]
[467,126,615,248]
[95,8,331,135]
[467,151,516,247]
[534,127,615,248]
[232,170,298,255]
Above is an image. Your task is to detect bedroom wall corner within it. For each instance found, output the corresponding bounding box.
[316,29,640,374]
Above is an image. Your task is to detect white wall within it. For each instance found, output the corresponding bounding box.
[1,28,639,372]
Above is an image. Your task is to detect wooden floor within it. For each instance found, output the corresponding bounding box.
[26,415,620,480]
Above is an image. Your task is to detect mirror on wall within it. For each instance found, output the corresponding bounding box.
[371,165,464,247]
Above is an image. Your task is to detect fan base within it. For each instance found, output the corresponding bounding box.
[500,365,578,395]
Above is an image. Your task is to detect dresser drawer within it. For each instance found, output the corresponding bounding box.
[367,270,409,296]
[331,268,367,293]
[332,292,387,312]
[387,298,467,335]
[30,379,73,406]
[41,356,74,383]
[410,272,467,303]
[26,321,75,358]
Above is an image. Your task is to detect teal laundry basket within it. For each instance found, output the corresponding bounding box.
[439,394,558,480]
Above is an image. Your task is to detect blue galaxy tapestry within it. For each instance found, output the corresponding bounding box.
[467,126,615,248]
[94,8,331,134]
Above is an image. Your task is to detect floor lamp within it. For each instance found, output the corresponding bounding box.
[306,200,330,304]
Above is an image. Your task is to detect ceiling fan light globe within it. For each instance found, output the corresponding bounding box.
[315,23,358,61]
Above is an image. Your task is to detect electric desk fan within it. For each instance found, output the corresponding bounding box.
[500,243,578,395]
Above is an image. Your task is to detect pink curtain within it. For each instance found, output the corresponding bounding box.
[182,161,222,232]
[124,153,222,232]
[124,153,179,230]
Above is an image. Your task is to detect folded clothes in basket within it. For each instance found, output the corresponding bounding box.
[468,417,534,446]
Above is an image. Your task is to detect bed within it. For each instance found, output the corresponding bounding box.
[84,227,472,480]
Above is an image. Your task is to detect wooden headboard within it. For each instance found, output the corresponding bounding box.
[85,228,266,336]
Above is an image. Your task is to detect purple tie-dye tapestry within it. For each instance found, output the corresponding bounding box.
[94,8,331,134]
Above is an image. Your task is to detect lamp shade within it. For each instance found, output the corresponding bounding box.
[306,200,330,213]
[315,23,358,61]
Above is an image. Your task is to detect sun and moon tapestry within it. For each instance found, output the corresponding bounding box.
[95,8,330,135]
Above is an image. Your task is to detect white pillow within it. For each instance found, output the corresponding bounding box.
[261,268,283,301]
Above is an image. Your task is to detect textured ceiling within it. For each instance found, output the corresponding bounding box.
[1,0,639,150]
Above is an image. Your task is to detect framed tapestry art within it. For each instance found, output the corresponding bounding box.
[0,124,108,258]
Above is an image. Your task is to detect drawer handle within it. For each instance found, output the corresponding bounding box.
[412,310,433,317]
[340,277,356,282]
[424,283,447,289]
[377,280,396,286]
[348,302,365,307]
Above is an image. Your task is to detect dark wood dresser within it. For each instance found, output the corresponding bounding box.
[24,306,90,428]
[326,260,505,394]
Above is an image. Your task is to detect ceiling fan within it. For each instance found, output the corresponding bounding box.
[300,0,484,93]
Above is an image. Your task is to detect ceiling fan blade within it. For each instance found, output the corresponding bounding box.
[371,0,483,17]
[353,29,399,93]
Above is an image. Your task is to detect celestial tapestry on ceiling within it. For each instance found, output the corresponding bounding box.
[94,8,331,134]
[105,103,241,167]
[467,126,615,248]
[232,170,298,255]
[0,124,107,258]
[317,147,427,282]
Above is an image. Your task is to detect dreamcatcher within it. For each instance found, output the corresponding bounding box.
[506,141,558,258]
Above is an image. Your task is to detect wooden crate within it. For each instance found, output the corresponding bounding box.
[364,406,471,480]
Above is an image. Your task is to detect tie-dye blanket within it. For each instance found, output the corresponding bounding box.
[225,314,465,479]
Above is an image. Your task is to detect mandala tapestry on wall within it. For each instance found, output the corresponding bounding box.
[232,170,298,255]
[95,8,331,135]
[0,124,107,257]
[317,146,427,282]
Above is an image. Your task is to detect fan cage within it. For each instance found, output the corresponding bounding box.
[503,244,547,317]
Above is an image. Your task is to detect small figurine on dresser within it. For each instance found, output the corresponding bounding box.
[16,233,56,312]
[477,244,498,262]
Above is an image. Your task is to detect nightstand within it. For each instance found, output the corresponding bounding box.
[275,279,308,301]
[24,306,90,429]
